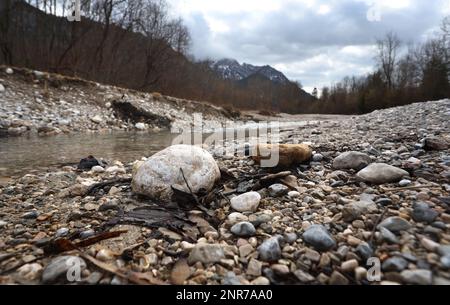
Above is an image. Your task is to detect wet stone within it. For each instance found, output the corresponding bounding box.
[378,217,411,233]
[412,202,439,224]
[302,225,336,252]
[230,222,256,237]
[258,236,282,262]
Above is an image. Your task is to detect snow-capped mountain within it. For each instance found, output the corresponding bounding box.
[211,58,290,84]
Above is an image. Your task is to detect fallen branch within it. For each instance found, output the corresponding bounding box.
[369,207,388,248]
[44,230,128,255]
[380,184,440,192]
[86,178,132,196]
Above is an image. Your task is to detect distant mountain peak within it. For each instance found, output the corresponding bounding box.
[211,58,289,84]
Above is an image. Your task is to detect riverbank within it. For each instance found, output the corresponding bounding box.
[0,65,242,137]
[0,97,449,285]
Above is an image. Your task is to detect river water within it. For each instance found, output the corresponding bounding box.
[0,117,342,179]
[0,131,178,177]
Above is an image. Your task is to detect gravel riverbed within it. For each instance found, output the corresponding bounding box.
[0,92,449,284]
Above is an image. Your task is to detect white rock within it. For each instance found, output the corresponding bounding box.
[90,165,105,173]
[288,191,301,198]
[0,84,5,92]
[227,212,249,224]
[230,192,261,212]
[90,115,103,124]
[132,145,220,202]
[106,166,126,174]
[33,70,45,78]
[135,122,146,130]
[18,263,43,280]
[356,163,409,184]
[5,68,13,74]
[0,220,7,227]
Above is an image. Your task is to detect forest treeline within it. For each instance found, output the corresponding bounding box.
[0,1,448,114]
[0,0,314,114]
[315,23,450,114]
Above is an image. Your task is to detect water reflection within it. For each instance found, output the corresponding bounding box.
[0,131,177,177]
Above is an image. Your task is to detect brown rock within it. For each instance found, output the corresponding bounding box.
[171,259,191,285]
[251,144,312,167]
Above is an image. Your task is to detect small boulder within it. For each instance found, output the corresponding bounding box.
[302,225,336,251]
[258,236,282,262]
[132,145,220,202]
[356,163,409,184]
[333,151,371,170]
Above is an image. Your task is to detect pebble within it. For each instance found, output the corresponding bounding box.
[341,259,359,273]
[379,227,400,244]
[230,192,261,212]
[356,163,409,184]
[227,212,248,224]
[294,270,315,283]
[302,225,336,251]
[437,245,450,257]
[378,217,412,233]
[188,243,225,264]
[399,179,412,187]
[247,259,262,276]
[258,237,282,262]
[271,264,290,275]
[412,202,439,223]
[329,271,349,285]
[382,257,408,271]
[441,256,450,268]
[284,232,298,244]
[230,222,256,237]
[18,263,43,281]
[90,166,105,173]
[400,269,432,285]
[342,200,377,222]
[268,184,289,197]
[42,256,86,283]
[55,228,69,238]
[239,244,254,257]
[333,151,371,170]
[22,211,39,219]
[0,220,7,227]
[312,153,324,162]
[79,229,95,239]
[356,243,373,261]
[5,67,13,74]
[251,276,270,285]
[287,191,301,198]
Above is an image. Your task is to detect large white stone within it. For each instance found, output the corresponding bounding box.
[132,145,220,202]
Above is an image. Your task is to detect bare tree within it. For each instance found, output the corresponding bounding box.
[376,32,401,89]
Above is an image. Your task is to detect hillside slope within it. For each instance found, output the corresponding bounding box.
[0,66,239,137]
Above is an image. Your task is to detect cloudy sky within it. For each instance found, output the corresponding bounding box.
[167,0,450,93]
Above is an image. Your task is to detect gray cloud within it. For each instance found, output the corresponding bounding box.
[170,0,449,92]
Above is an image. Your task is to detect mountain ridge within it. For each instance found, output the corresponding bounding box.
[211,58,290,84]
